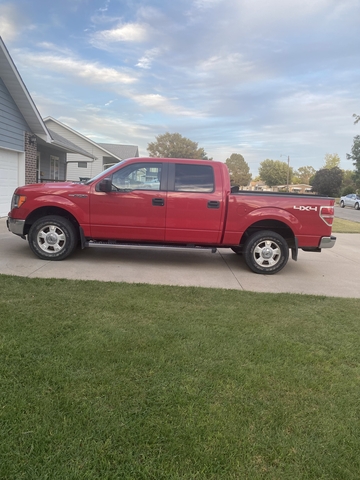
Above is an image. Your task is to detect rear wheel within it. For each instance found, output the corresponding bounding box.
[244,230,289,275]
[355,203,360,210]
[28,215,78,260]
[340,200,345,208]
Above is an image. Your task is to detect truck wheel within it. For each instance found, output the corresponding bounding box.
[231,246,242,255]
[340,200,345,208]
[28,216,78,261]
[243,231,289,275]
[355,203,360,210]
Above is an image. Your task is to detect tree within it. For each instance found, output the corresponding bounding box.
[310,167,343,196]
[225,153,252,187]
[323,153,340,169]
[347,135,360,188]
[147,132,210,159]
[341,170,357,195]
[294,166,316,184]
[258,159,293,187]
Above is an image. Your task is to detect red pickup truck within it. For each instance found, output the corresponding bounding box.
[7,157,336,274]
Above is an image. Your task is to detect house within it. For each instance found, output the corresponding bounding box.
[244,180,273,191]
[272,184,313,194]
[0,37,94,216]
[43,117,139,182]
[36,128,95,183]
[242,180,313,194]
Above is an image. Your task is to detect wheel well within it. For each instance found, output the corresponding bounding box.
[241,220,295,248]
[24,207,80,236]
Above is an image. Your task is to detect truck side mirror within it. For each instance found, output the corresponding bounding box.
[98,178,112,192]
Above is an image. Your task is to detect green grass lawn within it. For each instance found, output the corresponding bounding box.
[332,217,360,233]
[1,275,360,479]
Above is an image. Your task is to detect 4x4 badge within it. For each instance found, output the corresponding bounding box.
[293,206,318,211]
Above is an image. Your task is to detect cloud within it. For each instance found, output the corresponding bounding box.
[0,3,25,42]
[91,22,149,48]
[130,93,206,117]
[17,51,137,86]
[197,53,256,81]
[193,0,224,9]
[56,109,154,148]
[136,48,161,69]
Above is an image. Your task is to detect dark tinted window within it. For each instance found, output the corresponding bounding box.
[174,164,214,192]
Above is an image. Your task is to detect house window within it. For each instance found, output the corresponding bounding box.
[78,162,87,168]
[50,156,59,180]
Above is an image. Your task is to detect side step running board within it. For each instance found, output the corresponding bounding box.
[85,240,217,254]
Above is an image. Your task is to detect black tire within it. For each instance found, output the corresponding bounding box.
[231,246,242,255]
[340,200,345,208]
[28,215,78,261]
[243,230,289,275]
[355,203,360,210]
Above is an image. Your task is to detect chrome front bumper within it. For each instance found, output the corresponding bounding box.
[319,236,336,249]
[7,217,26,236]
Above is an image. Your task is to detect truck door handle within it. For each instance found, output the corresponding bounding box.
[207,200,220,209]
[152,198,165,206]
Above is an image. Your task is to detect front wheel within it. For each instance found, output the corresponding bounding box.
[355,203,360,210]
[243,231,289,275]
[28,216,78,260]
[340,200,345,208]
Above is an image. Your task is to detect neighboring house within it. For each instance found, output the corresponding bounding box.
[36,128,95,183]
[273,184,313,194]
[0,37,94,217]
[242,181,312,194]
[244,180,272,191]
[43,117,139,181]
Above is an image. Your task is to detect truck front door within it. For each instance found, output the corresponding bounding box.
[90,162,166,241]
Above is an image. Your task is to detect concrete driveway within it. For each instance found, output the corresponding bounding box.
[1,217,359,298]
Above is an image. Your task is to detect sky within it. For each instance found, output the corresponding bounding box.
[1,0,359,175]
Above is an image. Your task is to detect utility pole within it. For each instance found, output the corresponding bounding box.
[281,154,290,192]
[286,155,290,192]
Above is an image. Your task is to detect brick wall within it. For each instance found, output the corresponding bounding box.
[25,132,37,184]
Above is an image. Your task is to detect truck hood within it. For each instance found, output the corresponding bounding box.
[16,182,90,196]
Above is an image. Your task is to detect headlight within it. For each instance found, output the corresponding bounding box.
[11,194,26,209]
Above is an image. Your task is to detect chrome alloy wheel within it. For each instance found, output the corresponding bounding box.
[253,239,281,268]
[37,224,66,253]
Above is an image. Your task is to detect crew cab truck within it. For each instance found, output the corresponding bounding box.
[7,157,336,275]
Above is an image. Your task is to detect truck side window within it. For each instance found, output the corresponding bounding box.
[112,163,162,191]
[174,164,214,192]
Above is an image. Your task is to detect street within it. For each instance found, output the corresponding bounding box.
[334,204,360,223]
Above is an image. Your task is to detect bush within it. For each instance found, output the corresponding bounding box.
[341,185,356,196]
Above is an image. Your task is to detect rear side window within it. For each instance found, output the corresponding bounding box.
[174,164,214,192]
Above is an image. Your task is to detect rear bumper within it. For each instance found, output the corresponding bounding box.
[7,217,26,236]
[319,235,336,248]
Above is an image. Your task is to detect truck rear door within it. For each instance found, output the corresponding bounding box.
[164,162,224,244]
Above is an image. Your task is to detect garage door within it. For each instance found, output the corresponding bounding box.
[0,148,19,217]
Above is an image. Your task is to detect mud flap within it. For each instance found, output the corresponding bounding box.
[79,226,87,249]
[291,237,298,261]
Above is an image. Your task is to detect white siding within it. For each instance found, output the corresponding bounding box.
[0,148,25,217]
